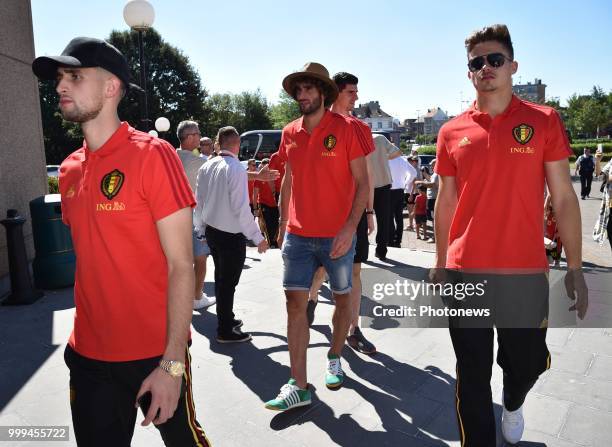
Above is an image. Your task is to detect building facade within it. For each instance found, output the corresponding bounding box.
[352,101,400,145]
[0,1,47,287]
[513,78,546,103]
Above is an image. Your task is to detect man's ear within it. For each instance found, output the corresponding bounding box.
[105,75,123,100]
[511,60,518,75]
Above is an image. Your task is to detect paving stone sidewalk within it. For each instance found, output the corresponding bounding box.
[0,175,610,446]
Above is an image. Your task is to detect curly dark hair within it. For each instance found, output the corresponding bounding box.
[290,76,335,107]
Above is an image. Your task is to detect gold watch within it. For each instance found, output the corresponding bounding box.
[158,360,185,378]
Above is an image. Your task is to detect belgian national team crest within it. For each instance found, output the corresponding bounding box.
[512,123,534,145]
[101,169,125,200]
[323,134,337,151]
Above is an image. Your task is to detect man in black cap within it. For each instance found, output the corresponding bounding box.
[32,37,211,447]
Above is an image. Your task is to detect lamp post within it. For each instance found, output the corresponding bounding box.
[154,116,170,142]
[123,0,155,131]
[155,116,170,133]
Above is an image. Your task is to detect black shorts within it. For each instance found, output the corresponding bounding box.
[64,344,211,447]
[354,212,369,263]
[415,215,427,224]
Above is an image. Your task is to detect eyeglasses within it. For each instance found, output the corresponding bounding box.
[467,53,512,72]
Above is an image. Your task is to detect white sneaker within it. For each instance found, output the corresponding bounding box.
[193,293,216,310]
[501,391,524,445]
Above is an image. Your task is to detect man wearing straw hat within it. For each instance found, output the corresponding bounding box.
[265,62,369,411]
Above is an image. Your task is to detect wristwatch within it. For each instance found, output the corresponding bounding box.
[365,209,375,215]
[158,360,185,378]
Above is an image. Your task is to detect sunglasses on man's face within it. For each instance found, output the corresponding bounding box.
[467,53,512,72]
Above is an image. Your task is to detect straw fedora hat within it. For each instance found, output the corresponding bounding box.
[282,62,339,106]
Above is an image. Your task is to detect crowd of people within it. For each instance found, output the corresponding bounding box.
[30,22,594,447]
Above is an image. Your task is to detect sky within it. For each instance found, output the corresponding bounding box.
[31,0,612,122]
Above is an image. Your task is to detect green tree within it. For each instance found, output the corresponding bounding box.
[564,86,612,138]
[233,90,272,132]
[204,89,272,136]
[38,80,82,164]
[268,90,300,128]
[38,28,210,159]
[108,28,209,146]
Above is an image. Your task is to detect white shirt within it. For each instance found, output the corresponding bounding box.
[403,159,418,193]
[194,150,263,244]
[388,156,411,190]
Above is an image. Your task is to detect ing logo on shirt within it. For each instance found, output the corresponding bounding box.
[323,134,337,150]
[100,169,125,200]
[512,123,534,145]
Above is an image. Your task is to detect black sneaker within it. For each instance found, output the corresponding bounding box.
[216,328,252,343]
[307,300,317,327]
[347,327,377,355]
[232,319,243,329]
[375,251,387,261]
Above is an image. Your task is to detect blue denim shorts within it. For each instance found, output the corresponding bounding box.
[281,232,356,295]
[193,229,211,258]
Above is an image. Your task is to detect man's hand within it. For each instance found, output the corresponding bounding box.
[367,214,375,235]
[330,225,355,259]
[564,268,588,319]
[135,367,182,426]
[255,166,280,181]
[257,239,269,254]
[428,267,448,284]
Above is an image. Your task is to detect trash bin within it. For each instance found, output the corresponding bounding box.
[29,194,75,289]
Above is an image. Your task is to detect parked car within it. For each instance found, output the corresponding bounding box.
[239,130,282,161]
[46,165,60,177]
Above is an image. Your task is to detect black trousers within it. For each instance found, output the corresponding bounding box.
[450,328,549,446]
[580,172,593,197]
[205,226,246,336]
[389,188,405,245]
[448,273,550,446]
[260,204,279,247]
[64,345,211,447]
[374,184,391,257]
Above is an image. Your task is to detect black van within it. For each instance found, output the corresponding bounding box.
[239,130,282,161]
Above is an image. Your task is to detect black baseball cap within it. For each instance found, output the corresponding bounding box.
[32,37,141,91]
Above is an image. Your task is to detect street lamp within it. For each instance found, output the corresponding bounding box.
[155,116,170,133]
[123,0,155,131]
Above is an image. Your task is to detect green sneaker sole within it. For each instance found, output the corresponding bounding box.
[325,378,344,389]
[264,399,311,411]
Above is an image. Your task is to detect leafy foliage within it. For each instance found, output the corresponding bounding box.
[268,90,300,129]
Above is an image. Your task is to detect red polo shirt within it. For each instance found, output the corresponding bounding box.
[346,114,375,156]
[59,122,195,361]
[254,179,277,207]
[435,96,571,271]
[279,110,364,237]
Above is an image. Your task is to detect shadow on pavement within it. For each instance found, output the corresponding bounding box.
[0,289,74,411]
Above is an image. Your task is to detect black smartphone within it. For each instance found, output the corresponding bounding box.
[137,392,161,419]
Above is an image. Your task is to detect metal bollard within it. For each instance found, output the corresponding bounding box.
[1,209,43,305]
